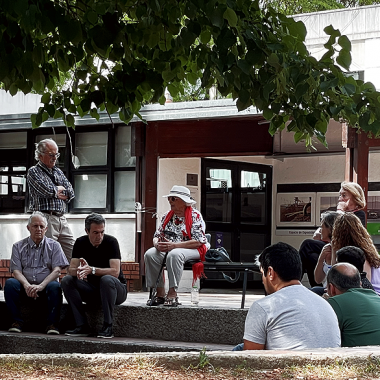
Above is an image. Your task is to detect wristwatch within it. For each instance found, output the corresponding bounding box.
[92,267,96,275]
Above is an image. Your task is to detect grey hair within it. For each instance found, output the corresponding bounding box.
[28,211,48,227]
[85,213,106,231]
[35,138,58,161]
[326,263,361,292]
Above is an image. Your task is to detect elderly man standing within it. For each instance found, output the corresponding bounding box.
[27,138,75,260]
[61,213,127,339]
[4,211,69,334]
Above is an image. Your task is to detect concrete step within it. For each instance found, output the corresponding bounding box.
[0,332,233,354]
[0,290,265,347]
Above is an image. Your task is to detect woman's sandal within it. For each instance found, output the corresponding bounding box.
[163,296,180,307]
[146,296,165,306]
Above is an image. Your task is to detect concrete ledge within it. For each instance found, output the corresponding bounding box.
[0,332,233,354]
[0,300,247,345]
[1,347,380,370]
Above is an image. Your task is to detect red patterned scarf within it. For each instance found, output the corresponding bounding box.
[162,207,208,284]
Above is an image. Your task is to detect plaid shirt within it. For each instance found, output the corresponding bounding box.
[10,236,69,284]
[27,161,75,214]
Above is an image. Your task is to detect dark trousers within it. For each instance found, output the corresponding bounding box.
[61,275,127,326]
[299,239,326,287]
[4,278,62,325]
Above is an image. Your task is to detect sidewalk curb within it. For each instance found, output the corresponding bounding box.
[1,347,380,370]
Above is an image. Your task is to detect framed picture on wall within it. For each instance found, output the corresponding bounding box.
[276,193,316,227]
[316,192,339,223]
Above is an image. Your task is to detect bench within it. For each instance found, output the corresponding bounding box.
[184,261,260,309]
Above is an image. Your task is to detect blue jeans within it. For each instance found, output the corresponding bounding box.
[232,343,244,351]
[4,278,63,325]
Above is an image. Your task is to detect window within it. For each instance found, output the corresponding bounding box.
[0,132,27,213]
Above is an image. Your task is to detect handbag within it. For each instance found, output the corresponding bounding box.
[205,247,240,283]
[205,247,232,262]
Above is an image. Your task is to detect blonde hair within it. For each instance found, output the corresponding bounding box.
[331,213,380,268]
[341,181,366,209]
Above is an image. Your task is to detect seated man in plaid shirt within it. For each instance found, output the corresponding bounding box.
[27,138,75,260]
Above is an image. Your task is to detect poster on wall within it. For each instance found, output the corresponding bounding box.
[367,191,380,236]
[276,193,316,227]
[316,192,339,223]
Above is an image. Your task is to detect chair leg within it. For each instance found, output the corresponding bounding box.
[241,269,248,309]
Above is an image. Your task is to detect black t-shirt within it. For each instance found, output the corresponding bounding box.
[72,234,126,285]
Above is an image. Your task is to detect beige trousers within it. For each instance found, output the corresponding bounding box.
[44,214,75,261]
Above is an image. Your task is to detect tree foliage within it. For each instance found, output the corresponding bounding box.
[2,0,380,146]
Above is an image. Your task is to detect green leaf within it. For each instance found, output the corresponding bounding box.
[338,35,351,51]
[41,93,51,104]
[287,20,307,41]
[336,49,351,71]
[223,8,238,28]
[267,53,280,69]
[90,108,100,121]
[200,30,211,44]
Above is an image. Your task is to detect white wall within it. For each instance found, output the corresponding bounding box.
[0,214,136,262]
[157,157,201,225]
[0,89,41,115]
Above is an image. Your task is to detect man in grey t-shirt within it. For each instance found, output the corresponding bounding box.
[242,242,340,350]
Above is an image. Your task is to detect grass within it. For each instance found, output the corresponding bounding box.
[1,355,380,379]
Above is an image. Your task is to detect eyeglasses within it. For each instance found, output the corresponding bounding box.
[44,152,60,158]
[169,196,179,202]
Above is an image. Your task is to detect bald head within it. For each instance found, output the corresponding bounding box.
[327,262,361,294]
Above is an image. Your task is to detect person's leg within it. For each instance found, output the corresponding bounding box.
[309,286,326,296]
[299,239,326,287]
[232,343,244,351]
[144,247,166,297]
[4,278,25,324]
[56,216,75,261]
[165,248,200,297]
[45,214,59,241]
[61,275,97,327]
[98,275,127,325]
[44,281,63,326]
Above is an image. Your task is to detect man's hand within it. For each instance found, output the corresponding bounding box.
[77,258,91,280]
[25,284,44,299]
[57,185,68,200]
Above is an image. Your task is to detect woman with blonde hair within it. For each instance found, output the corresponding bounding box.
[299,181,366,287]
[331,212,380,294]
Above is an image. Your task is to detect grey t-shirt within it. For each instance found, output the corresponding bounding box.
[243,284,341,350]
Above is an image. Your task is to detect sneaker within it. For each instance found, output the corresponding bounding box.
[9,322,23,333]
[46,325,60,335]
[65,325,91,337]
[97,324,113,339]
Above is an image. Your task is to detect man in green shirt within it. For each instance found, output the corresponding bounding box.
[327,262,380,347]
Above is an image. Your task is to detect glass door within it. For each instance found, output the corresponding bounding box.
[201,158,272,263]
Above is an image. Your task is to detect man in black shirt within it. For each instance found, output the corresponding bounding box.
[61,213,127,338]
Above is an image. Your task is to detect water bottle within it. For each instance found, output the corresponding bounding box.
[191,285,199,307]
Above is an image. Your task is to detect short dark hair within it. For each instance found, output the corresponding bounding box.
[326,263,361,292]
[336,246,365,272]
[258,242,302,282]
[85,213,105,231]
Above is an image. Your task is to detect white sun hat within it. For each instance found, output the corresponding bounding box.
[163,185,196,204]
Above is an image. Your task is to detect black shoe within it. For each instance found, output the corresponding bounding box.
[46,324,60,335]
[97,324,113,339]
[9,321,23,333]
[65,325,91,337]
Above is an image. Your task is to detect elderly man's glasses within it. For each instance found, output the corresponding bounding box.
[44,152,60,158]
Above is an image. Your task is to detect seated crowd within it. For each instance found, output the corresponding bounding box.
[4,182,380,351]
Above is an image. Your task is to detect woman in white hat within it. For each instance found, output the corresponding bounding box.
[144,185,210,307]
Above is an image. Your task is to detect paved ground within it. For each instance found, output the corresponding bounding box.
[0,288,267,309]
